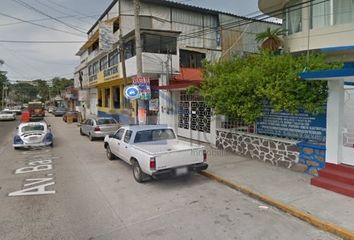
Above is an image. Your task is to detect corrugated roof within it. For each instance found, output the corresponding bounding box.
[87,0,280,34]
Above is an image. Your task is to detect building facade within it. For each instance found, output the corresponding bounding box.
[258,0,354,168]
[74,0,279,144]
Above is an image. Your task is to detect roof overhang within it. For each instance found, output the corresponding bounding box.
[258,0,287,17]
[153,80,202,91]
[123,28,182,40]
[300,68,354,82]
[76,30,99,56]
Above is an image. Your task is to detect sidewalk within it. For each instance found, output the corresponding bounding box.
[203,145,354,236]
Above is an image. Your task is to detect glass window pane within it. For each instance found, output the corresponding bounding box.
[311,0,330,28]
[286,0,302,34]
[143,34,161,53]
[333,0,354,25]
[161,36,177,54]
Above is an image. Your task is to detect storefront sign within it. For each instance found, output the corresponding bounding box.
[124,85,140,100]
[78,90,88,101]
[149,99,159,111]
[132,77,151,100]
[256,105,326,142]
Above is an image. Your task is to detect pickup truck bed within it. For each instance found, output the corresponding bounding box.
[104,125,208,183]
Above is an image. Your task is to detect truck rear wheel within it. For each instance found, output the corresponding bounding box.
[132,160,146,183]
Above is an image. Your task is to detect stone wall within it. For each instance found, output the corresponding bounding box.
[298,142,326,176]
[216,129,299,168]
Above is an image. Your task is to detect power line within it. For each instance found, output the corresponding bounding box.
[0,14,101,27]
[12,0,87,34]
[34,0,94,26]
[46,0,99,21]
[0,40,85,43]
[0,11,85,37]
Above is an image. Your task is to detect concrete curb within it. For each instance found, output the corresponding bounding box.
[201,171,354,240]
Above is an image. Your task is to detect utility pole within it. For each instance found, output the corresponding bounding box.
[134,0,143,124]
[119,32,128,108]
[134,0,143,77]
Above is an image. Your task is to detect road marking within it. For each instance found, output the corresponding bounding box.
[15,164,52,174]
[10,152,57,197]
[8,181,55,197]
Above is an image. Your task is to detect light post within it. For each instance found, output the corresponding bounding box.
[2,84,8,110]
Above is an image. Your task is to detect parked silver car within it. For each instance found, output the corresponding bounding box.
[80,118,120,141]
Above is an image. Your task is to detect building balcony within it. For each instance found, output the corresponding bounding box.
[125,52,180,78]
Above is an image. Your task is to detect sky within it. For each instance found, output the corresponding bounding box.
[0,0,259,82]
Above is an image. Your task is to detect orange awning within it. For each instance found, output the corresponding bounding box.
[174,68,203,81]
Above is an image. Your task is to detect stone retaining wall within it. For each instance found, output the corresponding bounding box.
[216,129,299,168]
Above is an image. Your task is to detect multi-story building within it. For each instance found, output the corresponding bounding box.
[258,0,354,182]
[74,0,279,143]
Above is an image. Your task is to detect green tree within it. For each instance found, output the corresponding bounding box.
[49,77,74,97]
[33,79,50,102]
[10,82,38,103]
[201,51,341,124]
[255,27,286,52]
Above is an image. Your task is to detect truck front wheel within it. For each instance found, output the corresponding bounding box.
[106,145,116,160]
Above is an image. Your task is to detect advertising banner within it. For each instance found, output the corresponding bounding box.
[78,90,88,101]
[99,21,114,52]
[256,104,326,143]
[132,77,151,100]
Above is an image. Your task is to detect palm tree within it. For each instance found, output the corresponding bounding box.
[255,27,286,52]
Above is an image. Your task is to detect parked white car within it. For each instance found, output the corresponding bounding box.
[0,110,16,121]
[13,122,54,149]
[104,125,208,183]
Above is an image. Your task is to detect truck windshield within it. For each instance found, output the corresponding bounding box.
[134,129,176,143]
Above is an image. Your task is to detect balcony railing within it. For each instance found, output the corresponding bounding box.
[89,74,98,82]
[104,65,119,79]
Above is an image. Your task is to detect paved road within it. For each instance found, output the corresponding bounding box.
[0,115,340,240]
[0,117,19,153]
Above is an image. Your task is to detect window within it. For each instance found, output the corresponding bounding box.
[311,0,330,28]
[124,130,133,143]
[134,129,176,143]
[88,65,93,76]
[92,61,99,75]
[100,56,108,71]
[113,87,120,109]
[180,50,205,68]
[105,88,110,108]
[97,118,117,125]
[124,40,135,59]
[285,0,302,34]
[90,40,99,53]
[113,19,119,33]
[21,125,45,132]
[108,49,119,67]
[142,34,177,54]
[114,128,125,140]
[333,0,354,25]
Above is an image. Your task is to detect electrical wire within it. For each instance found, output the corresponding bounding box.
[12,0,87,34]
[0,11,85,37]
[34,0,96,26]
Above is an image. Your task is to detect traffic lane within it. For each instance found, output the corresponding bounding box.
[0,117,19,147]
[45,116,338,240]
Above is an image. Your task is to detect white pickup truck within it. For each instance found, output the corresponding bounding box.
[104,125,208,183]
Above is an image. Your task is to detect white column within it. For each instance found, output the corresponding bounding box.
[326,80,344,164]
